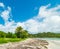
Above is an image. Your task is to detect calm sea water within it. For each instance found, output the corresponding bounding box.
[36,38,60,40]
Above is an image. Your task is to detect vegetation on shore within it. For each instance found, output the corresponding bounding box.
[0,38,26,44]
[0,26,28,44]
[0,26,29,38]
[0,26,60,44]
[29,32,60,38]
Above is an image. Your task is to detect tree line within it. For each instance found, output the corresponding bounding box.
[29,32,60,38]
[0,26,60,38]
[0,26,29,38]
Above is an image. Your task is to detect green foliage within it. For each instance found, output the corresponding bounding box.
[6,32,17,38]
[20,30,28,38]
[29,32,60,38]
[15,26,28,38]
[0,38,8,44]
[0,26,60,39]
[15,26,23,38]
[11,34,17,38]
[0,26,29,38]
[0,38,26,44]
[0,31,6,38]
[0,26,28,44]
[6,32,12,38]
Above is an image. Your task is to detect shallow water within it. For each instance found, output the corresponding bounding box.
[36,38,60,40]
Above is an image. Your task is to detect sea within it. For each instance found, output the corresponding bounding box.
[36,38,60,40]
[37,38,60,49]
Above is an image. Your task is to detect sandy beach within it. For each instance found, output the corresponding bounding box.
[0,38,60,49]
[47,40,60,49]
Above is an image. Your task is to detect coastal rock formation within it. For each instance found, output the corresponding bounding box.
[0,38,49,49]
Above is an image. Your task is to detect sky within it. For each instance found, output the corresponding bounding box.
[0,0,60,33]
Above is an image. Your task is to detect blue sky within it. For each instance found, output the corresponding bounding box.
[0,0,60,23]
[0,0,60,33]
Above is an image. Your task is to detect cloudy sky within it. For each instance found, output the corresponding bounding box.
[0,0,60,33]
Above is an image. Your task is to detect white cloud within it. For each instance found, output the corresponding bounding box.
[24,19,40,33]
[38,4,60,18]
[0,3,60,33]
[1,6,11,22]
[0,2,4,7]
[0,3,15,33]
[22,4,60,33]
[35,4,60,33]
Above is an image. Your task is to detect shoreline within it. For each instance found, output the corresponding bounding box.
[47,40,60,49]
[0,38,48,49]
[0,38,60,49]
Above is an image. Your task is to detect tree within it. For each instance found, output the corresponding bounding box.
[6,32,17,38]
[21,30,28,38]
[15,26,28,38]
[6,32,13,38]
[0,31,6,38]
[15,26,23,38]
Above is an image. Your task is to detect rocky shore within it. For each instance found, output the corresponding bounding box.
[0,38,49,49]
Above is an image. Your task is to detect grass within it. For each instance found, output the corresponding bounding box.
[0,38,26,44]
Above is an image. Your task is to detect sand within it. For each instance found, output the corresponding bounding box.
[47,40,60,49]
[0,38,60,49]
[0,38,48,49]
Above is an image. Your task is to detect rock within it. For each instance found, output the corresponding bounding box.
[0,38,48,49]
